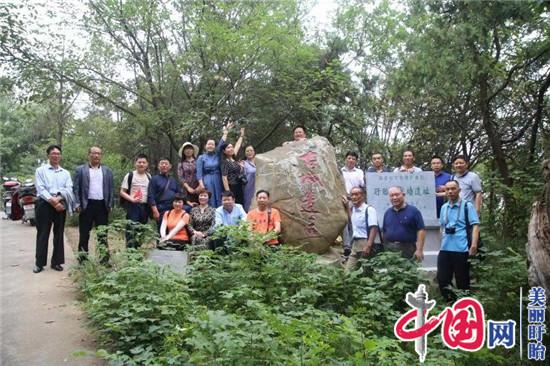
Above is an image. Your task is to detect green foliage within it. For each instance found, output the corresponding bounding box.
[74,222,532,365]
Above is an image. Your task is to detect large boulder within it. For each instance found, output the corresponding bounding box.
[253,136,347,254]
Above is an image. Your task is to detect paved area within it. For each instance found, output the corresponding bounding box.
[0,218,103,366]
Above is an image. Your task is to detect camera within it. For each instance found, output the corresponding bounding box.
[445,227,456,235]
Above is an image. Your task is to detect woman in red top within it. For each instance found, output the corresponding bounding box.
[159,195,190,250]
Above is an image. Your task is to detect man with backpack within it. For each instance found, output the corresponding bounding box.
[342,186,379,271]
[437,180,480,301]
[120,154,151,248]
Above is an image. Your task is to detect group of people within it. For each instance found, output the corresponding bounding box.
[31,122,287,273]
[341,149,482,300]
[32,125,482,301]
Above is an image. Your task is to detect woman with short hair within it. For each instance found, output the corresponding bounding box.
[188,189,216,249]
[159,195,190,250]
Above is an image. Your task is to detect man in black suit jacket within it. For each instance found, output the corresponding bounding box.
[73,146,114,263]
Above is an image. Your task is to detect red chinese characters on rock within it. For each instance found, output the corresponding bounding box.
[298,151,324,237]
[395,297,485,352]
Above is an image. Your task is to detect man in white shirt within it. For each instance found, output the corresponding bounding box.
[120,153,151,248]
[341,151,365,194]
[74,146,114,263]
[342,187,379,270]
[341,151,365,255]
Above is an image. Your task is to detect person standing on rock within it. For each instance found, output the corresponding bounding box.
[73,146,114,264]
[283,125,307,145]
[292,125,307,141]
[33,145,74,273]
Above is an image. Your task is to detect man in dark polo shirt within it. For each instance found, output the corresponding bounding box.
[382,186,426,261]
[148,157,182,231]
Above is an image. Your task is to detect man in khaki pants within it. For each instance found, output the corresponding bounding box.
[342,187,379,271]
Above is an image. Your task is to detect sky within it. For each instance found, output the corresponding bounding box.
[6,0,342,117]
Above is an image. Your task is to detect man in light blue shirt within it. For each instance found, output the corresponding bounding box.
[215,191,246,227]
[342,187,379,270]
[34,145,73,273]
[437,180,479,301]
[211,191,246,252]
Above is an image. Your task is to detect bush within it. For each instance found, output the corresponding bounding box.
[74,223,536,365]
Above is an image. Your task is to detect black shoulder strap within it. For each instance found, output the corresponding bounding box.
[128,171,134,190]
[463,200,473,247]
[463,200,470,228]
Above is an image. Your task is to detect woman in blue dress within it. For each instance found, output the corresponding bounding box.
[196,123,233,207]
[242,144,256,212]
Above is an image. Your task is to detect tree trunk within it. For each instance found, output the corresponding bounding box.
[57,78,64,146]
[526,160,550,296]
[479,72,515,235]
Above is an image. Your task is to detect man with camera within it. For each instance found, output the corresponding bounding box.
[437,180,479,301]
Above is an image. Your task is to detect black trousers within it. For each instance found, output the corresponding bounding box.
[229,183,244,205]
[78,200,109,262]
[437,250,470,301]
[35,198,66,267]
[125,203,149,248]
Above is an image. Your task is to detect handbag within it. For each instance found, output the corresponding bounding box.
[238,165,248,185]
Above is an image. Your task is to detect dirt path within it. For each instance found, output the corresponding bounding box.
[0,219,104,366]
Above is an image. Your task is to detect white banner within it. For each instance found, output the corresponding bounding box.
[366,172,438,227]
